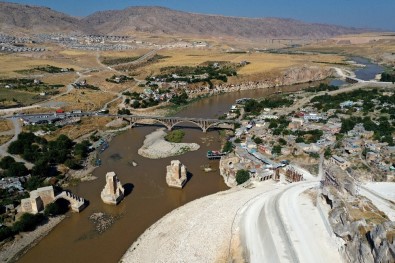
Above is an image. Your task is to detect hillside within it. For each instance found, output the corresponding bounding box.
[83,6,367,39]
[0,2,93,34]
[0,2,370,39]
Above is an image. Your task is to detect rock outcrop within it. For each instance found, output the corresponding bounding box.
[166,160,187,189]
[186,66,334,99]
[321,185,395,263]
[101,172,125,205]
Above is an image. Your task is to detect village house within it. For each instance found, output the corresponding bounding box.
[330,155,351,170]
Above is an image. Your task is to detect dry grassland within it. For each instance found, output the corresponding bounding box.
[57,50,99,69]
[0,89,44,106]
[83,71,136,94]
[0,120,12,132]
[0,135,12,145]
[0,53,82,78]
[52,89,116,112]
[40,73,77,86]
[131,49,344,79]
[99,49,150,58]
[298,34,395,65]
[44,116,113,141]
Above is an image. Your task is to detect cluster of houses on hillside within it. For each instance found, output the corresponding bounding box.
[224,92,395,183]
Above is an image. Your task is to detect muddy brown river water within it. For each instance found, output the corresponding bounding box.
[18,82,321,263]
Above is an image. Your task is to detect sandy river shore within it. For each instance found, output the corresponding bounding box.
[138,128,200,159]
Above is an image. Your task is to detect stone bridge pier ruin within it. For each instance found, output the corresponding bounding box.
[20,186,87,214]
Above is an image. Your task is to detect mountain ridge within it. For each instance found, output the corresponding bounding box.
[0,2,375,39]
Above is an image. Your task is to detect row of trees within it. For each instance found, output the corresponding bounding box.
[1,199,69,242]
[340,116,394,145]
[0,156,28,178]
[0,212,46,242]
[381,72,395,83]
[5,133,91,179]
[244,98,293,115]
[311,88,380,112]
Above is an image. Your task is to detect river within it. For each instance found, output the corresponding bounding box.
[329,56,384,86]
[17,59,381,263]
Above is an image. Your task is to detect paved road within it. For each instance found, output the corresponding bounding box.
[242,178,342,263]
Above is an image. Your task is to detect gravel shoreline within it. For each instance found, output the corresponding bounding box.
[138,128,200,159]
[121,182,276,263]
[0,215,65,263]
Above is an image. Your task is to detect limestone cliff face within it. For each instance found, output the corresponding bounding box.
[187,66,334,98]
[322,187,395,263]
[276,65,333,86]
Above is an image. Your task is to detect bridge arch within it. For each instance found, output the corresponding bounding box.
[169,120,204,131]
[131,118,172,130]
[205,121,235,132]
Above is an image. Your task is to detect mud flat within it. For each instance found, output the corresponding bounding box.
[138,128,200,159]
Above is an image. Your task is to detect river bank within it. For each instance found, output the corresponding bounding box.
[138,128,200,159]
[0,215,65,263]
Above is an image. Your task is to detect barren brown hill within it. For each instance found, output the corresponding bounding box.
[0,2,93,34]
[0,3,373,39]
[83,6,369,39]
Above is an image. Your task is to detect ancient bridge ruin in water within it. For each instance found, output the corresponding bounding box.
[122,115,238,132]
[20,186,87,214]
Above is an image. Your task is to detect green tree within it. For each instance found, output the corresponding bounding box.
[32,158,51,177]
[324,147,332,159]
[236,170,250,185]
[278,138,287,145]
[0,156,16,169]
[272,145,282,155]
[24,177,45,191]
[12,213,45,233]
[64,159,80,170]
[222,141,233,153]
[164,130,185,143]
[0,226,13,242]
[253,137,263,144]
[4,162,28,177]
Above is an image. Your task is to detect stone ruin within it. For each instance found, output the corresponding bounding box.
[20,186,54,214]
[20,186,86,213]
[101,172,125,205]
[166,160,187,189]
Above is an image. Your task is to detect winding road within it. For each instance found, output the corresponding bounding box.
[242,175,341,263]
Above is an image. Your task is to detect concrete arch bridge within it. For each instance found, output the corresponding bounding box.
[123,115,238,133]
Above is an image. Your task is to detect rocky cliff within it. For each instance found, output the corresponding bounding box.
[321,186,395,263]
[186,65,333,98]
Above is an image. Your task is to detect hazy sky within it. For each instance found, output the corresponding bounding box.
[5,0,395,30]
